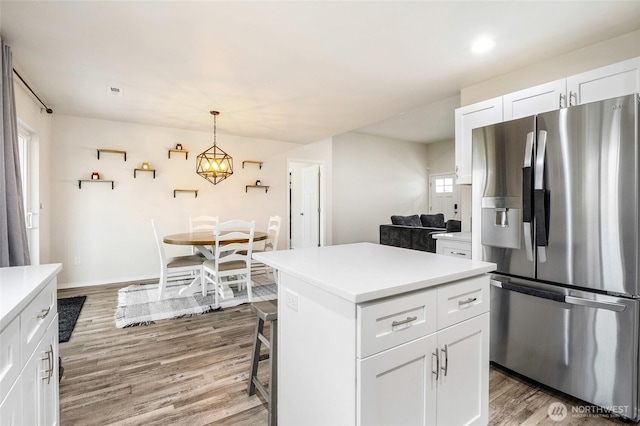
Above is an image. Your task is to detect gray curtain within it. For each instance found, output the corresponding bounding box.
[0,38,30,266]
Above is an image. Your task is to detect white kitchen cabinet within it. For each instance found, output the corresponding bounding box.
[503,57,640,121]
[359,305,489,426]
[254,243,495,426]
[567,56,640,106]
[434,232,472,259]
[0,264,62,426]
[454,97,503,184]
[359,333,438,425]
[435,313,489,426]
[503,79,567,120]
[22,317,59,426]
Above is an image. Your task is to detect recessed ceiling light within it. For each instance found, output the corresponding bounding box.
[471,36,495,55]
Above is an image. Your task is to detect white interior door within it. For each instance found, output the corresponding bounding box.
[300,164,320,248]
[429,173,459,220]
[289,162,321,249]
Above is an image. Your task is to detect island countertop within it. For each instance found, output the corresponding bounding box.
[253,242,496,303]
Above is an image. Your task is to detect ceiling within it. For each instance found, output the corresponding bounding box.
[1,1,639,144]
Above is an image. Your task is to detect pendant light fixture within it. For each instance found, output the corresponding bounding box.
[196,111,233,185]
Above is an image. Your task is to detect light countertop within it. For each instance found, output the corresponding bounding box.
[254,242,495,303]
[432,232,472,242]
[0,263,62,330]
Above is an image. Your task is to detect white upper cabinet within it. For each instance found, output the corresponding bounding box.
[567,56,640,105]
[454,97,503,185]
[503,79,567,120]
[456,56,639,186]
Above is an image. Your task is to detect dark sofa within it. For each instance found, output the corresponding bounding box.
[379,214,461,253]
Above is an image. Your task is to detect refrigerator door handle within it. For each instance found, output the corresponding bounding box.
[522,131,534,261]
[564,296,627,312]
[534,130,548,262]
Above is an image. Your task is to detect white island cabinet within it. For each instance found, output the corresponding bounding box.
[253,243,496,426]
[0,263,62,426]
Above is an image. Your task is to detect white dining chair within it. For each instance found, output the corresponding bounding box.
[251,215,282,280]
[202,219,255,307]
[151,219,204,301]
[189,215,219,256]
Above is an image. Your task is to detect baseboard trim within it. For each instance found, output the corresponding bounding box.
[57,274,160,289]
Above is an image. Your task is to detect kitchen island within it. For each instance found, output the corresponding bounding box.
[253,242,496,426]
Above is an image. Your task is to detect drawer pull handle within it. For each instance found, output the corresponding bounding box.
[450,251,467,256]
[458,297,477,307]
[392,316,418,327]
[36,307,51,319]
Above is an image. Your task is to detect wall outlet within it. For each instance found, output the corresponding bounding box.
[285,289,298,312]
[73,255,81,265]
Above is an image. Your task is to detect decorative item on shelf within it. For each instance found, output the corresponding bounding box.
[256,180,261,186]
[196,110,233,185]
[91,172,100,180]
[134,162,156,178]
[175,143,183,150]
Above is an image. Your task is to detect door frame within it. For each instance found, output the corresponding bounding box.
[287,159,326,249]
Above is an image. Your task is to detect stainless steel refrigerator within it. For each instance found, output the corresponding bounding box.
[472,93,640,420]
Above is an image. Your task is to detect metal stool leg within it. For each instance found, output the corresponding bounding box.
[248,316,265,396]
[247,300,278,425]
[269,318,277,426]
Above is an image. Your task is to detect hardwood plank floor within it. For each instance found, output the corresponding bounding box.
[59,283,638,425]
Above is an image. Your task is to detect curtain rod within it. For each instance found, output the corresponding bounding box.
[12,68,53,114]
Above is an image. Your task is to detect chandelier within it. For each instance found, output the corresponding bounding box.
[196,111,233,185]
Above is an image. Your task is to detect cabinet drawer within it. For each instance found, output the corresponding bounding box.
[0,316,21,404]
[437,275,489,329]
[20,278,56,361]
[358,288,437,358]
[442,246,471,258]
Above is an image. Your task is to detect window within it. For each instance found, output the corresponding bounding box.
[434,177,453,194]
[17,131,29,216]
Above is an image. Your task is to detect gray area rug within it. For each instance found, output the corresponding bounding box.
[115,274,276,328]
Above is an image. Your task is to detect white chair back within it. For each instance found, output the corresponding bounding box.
[151,219,168,275]
[264,215,282,252]
[214,219,256,266]
[189,215,219,254]
[189,215,219,232]
[151,219,204,300]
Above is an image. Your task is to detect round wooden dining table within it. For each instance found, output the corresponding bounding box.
[163,230,268,298]
[163,230,267,258]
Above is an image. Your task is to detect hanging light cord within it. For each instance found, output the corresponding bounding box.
[12,69,53,114]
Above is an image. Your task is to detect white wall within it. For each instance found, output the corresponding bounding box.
[49,115,307,286]
[331,131,430,245]
[425,139,454,176]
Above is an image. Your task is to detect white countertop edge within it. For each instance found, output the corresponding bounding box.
[254,244,496,304]
[0,263,63,330]
[271,263,497,304]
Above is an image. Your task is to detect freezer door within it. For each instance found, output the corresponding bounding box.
[536,94,639,295]
[490,277,639,420]
[472,116,536,278]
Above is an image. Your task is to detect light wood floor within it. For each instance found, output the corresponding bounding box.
[58,283,638,425]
